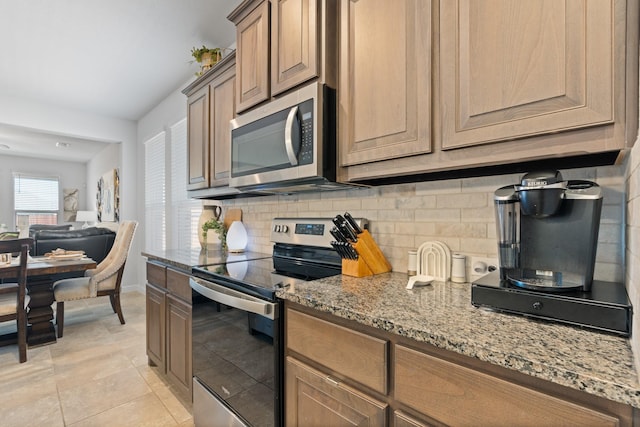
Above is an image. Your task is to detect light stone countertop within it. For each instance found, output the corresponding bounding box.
[277,271,640,408]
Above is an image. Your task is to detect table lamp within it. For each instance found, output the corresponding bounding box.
[76,211,97,229]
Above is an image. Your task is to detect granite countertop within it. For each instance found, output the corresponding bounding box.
[141,248,271,272]
[277,271,640,408]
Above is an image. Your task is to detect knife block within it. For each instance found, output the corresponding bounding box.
[341,230,392,277]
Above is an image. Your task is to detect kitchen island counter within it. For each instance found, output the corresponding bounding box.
[277,271,640,409]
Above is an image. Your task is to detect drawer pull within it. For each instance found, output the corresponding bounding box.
[325,376,340,387]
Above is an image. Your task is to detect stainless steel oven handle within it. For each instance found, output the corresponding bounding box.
[284,105,299,166]
[190,278,276,320]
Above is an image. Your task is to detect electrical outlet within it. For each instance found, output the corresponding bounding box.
[471,256,499,277]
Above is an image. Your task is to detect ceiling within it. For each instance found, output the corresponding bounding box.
[0,0,238,162]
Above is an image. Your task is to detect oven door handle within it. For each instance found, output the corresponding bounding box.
[190,278,277,320]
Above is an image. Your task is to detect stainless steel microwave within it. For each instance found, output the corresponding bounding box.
[230,82,351,194]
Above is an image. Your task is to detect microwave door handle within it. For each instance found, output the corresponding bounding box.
[284,105,299,166]
[190,278,276,320]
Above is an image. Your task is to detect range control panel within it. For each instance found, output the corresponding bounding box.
[271,217,367,248]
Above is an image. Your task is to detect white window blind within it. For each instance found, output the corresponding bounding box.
[169,119,202,250]
[13,173,59,226]
[144,132,166,252]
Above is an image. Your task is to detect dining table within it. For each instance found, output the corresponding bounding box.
[0,255,97,346]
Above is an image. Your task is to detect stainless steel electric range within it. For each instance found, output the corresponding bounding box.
[189,217,366,427]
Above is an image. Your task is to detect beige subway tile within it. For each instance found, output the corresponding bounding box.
[460,238,497,255]
[461,173,519,193]
[415,208,460,222]
[598,224,623,244]
[561,167,596,180]
[396,222,435,235]
[362,197,395,210]
[396,195,437,210]
[432,223,486,238]
[595,242,623,264]
[332,199,362,212]
[461,206,495,222]
[436,193,487,209]
[378,209,414,222]
[379,183,416,197]
[593,262,624,283]
[416,179,461,195]
[600,204,623,224]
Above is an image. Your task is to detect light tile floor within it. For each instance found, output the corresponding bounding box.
[0,290,193,427]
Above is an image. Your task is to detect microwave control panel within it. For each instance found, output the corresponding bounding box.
[298,98,314,165]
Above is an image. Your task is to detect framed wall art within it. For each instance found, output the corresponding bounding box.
[97,168,120,222]
[63,188,79,222]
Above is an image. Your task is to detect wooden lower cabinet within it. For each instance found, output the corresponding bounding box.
[145,262,193,400]
[166,294,192,397]
[395,345,621,427]
[284,302,635,426]
[145,282,166,369]
[285,356,387,426]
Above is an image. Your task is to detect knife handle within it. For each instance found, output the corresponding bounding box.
[344,212,363,235]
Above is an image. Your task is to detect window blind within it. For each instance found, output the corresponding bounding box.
[14,174,59,211]
[169,118,202,250]
[13,173,60,226]
[144,132,166,252]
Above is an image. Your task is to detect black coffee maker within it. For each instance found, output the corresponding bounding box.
[472,170,631,336]
[494,170,602,292]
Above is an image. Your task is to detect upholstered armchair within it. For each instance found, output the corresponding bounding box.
[53,221,137,338]
[0,238,32,362]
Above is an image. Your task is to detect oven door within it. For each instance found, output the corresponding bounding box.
[190,277,282,427]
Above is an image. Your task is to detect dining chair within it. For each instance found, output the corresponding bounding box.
[0,238,33,363]
[53,221,137,338]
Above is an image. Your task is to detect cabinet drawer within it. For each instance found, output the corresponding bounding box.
[167,267,191,303]
[286,357,387,427]
[286,308,388,394]
[146,262,166,288]
[394,345,620,427]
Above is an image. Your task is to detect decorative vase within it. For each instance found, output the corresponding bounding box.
[226,221,248,253]
[197,205,222,249]
[200,51,221,74]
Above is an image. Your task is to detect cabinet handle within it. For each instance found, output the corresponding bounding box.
[325,376,340,387]
[284,105,299,166]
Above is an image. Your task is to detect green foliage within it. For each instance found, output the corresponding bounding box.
[202,218,227,249]
[190,45,221,63]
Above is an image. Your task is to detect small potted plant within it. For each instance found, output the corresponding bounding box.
[191,45,222,76]
[202,218,227,250]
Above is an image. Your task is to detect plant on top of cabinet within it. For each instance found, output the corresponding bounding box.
[190,45,222,76]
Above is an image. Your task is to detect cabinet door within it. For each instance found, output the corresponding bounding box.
[440,0,614,149]
[286,357,388,426]
[209,64,236,186]
[187,85,210,190]
[339,0,432,166]
[146,283,166,369]
[166,294,192,397]
[395,345,620,426]
[271,0,318,96]
[236,0,270,113]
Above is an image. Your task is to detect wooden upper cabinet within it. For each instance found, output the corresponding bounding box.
[209,62,236,186]
[186,86,210,190]
[339,0,432,167]
[271,0,319,96]
[440,0,615,149]
[234,0,270,113]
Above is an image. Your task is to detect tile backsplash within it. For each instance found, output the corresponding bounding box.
[215,165,625,284]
